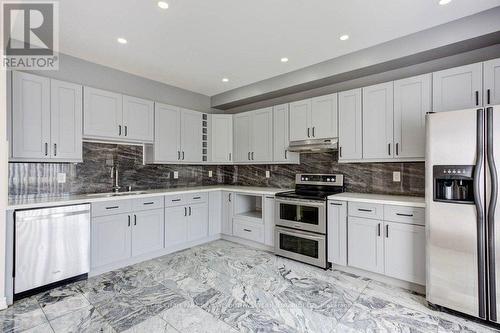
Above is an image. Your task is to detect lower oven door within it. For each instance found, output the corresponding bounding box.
[275,198,326,233]
[274,226,326,268]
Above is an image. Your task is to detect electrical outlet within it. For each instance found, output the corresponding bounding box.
[208,170,213,178]
[57,173,66,184]
[265,170,270,178]
[173,171,179,179]
[393,171,401,182]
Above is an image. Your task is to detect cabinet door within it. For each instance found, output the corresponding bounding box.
[348,216,384,274]
[433,62,483,112]
[384,222,425,285]
[50,79,83,161]
[311,93,338,139]
[122,95,154,142]
[327,201,347,266]
[362,82,394,159]
[187,203,209,241]
[164,206,188,248]
[91,214,131,269]
[131,209,164,257]
[180,109,202,163]
[338,89,362,161]
[393,74,431,159]
[11,71,51,160]
[154,103,181,162]
[83,87,123,139]
[273,104,298,162]
[209,191,222,235]
[233,112,252,162]
[251,107,273,162]
[289,99,310,141]
[264,196,275,247]
[484,58,500,106]
[222,192,234,235]
[211,114,233,163]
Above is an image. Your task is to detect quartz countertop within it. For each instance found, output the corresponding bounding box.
[327,192,425,208]
[8,186,290,210]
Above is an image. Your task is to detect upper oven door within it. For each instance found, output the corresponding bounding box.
[275,198,326,234]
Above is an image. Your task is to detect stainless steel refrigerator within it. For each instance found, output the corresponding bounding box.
[426,105,500,323]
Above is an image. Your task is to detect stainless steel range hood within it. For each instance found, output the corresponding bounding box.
[288,138,338,152]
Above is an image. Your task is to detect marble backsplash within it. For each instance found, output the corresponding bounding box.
[9,142,425,198]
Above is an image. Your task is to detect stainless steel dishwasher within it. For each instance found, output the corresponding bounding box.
[14,204,90,297]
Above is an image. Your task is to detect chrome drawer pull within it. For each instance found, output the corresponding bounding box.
[106,206,119,210]
[193,196,201,199]
[358,208,373,212]
[172,199,181,202]
[396,213,414,217]
[143,202,155,205]
[330,203,343,206]
[243,229,252,232]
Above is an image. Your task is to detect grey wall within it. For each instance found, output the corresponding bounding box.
[25,53,212,112]
[212,7,500,110]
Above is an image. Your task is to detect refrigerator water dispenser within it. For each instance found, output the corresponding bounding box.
[433,165,474,204]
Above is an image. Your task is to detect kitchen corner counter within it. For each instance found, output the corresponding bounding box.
[327,192,425,208]
[8,186,289,210]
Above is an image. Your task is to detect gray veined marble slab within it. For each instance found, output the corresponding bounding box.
[338,293,440,333]
[19,323,54,333]
[121,315,179,333]
[36,284,90,321]
[76,271,126,304]
[0,296,47,333]
[48,305,115,333]
[127,283,186,316]
[159,301,237,333]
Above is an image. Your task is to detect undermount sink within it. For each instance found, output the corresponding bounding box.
[86,191,148,197]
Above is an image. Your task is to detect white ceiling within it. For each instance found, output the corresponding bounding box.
[58,0,500,96]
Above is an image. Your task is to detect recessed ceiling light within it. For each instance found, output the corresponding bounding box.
[281,57,289,63]
[157,1,169,9]
[339,34,349,41]
[439,0,452,5]
[222,78,229,82]
[117,37,128,44]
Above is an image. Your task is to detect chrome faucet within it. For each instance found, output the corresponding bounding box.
[111,166,121,193]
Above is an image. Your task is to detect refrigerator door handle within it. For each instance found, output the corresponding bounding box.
[474,108,487,319]
[487,106,498,321]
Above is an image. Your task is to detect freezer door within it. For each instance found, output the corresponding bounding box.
[487,105,500,322]
[426,108,487,318]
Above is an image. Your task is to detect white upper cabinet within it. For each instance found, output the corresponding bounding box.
[11,72,82,162]
[338,89,362,161]
[211,114,233,163]
[362,82,394,159]
[273,104,299,163]
[289,99,310,141]
[50,79,83,162]
[11,72,51,160]
[289,94,338,141]
[310,93,338,139]
[180,109,202,163]
[233,112,252,163]
[484,58,500,106]
[154,103,181,162]
[83,87,123,140]
[432,62,483,112]
[122,95,154,142]
[251,107,273,162]
[393,74,431,159]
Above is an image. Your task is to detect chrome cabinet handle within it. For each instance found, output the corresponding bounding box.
[53,143,57,156]
[248,152,251,160]
[172,198,181,202]
[128,215,131,227]
[396,213,413,217]
[189,206,192,216]
[184,207,187,216]
[124,125,128,136]
[143,202,154,205]
[307,127,310,138]
[339,146,342,158]
[487,89,491,105]
[251,152,254,160]
[229,152,232,161]
[358,208,372,212]
[45,143,48,156]
[388,143,391,156]
[243,228,252,232]
[228,193,232,202]
[182,151,185,160]
[134,214,137,225]
[284,150,287,160]
[178,151,181,160]
[396,143,399,156]
[119,125,122,136]
[312,126,315,137]
[106,206,119,210]
[330,202,343,206]
[476,91,480,106]
[386,225,389,238]
[377,223,381,236]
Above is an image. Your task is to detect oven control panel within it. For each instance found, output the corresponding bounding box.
[296,174,344,186]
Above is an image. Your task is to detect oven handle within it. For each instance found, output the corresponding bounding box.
[275,198,326,208]
[275,227,325,240]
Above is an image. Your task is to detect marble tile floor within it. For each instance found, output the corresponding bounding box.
[1,239,498,333]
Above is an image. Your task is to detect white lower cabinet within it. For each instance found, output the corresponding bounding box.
[327,201,347,266]
[348,216,384,274]
[91,213,132,269]
[264,196,275,247]
[222,192,234,235]
[164,206,188,248]
[187,203,209,241]
[384,222,425,285]
[131,209,164,257]
[233,218,264,243]
[209,191,222,235]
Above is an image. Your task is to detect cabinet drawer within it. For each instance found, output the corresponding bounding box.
[185,192,208,204]
[384,205,425,226]
[164,194,186,207]
[233,218,264,244]
[348,202,383,220]
[92,199,133,217]
[133,196,164,211]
